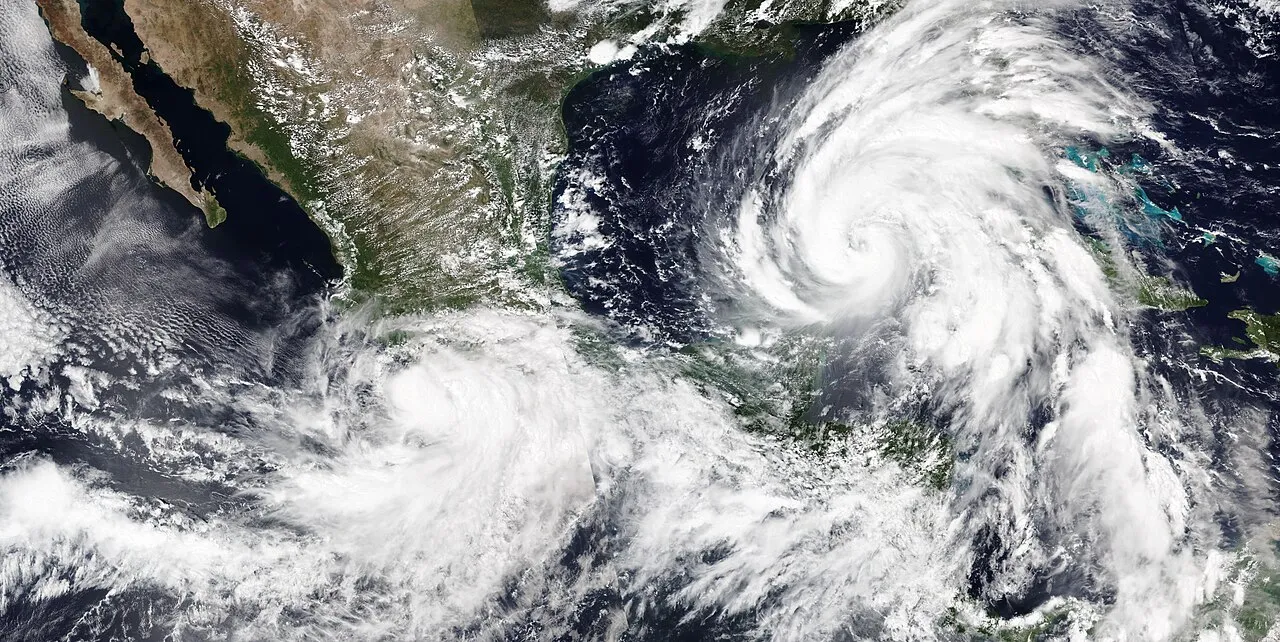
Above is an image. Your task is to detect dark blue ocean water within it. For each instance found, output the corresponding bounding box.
[74,0,341,290]
[551,2,1280,627]
[554,6,1280,359]
[0,0,1277,637]
[0,5,339,638]
[555,23,865,346]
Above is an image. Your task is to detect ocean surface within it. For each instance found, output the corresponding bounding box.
[2,0,1280,639]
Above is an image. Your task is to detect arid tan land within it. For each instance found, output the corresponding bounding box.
[37,0,890,309]
[104,0,586,308]
[34,0,229,225]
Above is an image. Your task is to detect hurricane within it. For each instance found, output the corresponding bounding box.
[2,0,1279,639]
[716,0,1210,633]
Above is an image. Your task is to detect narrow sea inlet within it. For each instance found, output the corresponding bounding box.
[69,0,340,291]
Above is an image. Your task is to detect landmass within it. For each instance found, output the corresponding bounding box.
[1087,238,1208,311]
[37,0,896,310]
[1201,309,1280,362]
[1136,274,1208,311]
[35,0,227,227]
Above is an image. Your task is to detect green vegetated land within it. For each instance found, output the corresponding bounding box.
[1202,309,1280,362]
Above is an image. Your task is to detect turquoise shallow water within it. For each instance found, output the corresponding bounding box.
[551,0,1280,631]
[2,0,1280,638]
